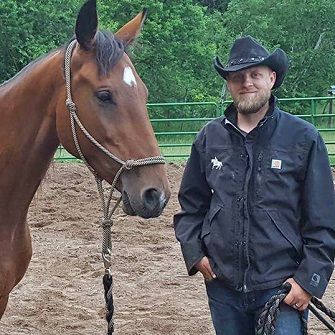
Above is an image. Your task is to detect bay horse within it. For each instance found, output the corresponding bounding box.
[0,0,170,320]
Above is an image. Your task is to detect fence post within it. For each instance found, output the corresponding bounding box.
[311,99,316,126]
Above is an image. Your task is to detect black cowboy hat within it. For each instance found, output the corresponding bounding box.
[214,36,289,89]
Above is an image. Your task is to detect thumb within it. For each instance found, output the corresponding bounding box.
[203,258,216,279]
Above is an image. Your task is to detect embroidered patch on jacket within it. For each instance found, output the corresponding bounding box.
[271,159,282,169]
[211,157,222,170]
[310,273,321,287]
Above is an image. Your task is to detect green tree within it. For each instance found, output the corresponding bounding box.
[194,0,231,13]
[0,0,225,107]
[1,0,334,113]
[221,0,335,100]
[0,0,81,80]
[101,0,225,104]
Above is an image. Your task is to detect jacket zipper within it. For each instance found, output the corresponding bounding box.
[241,143,253,293]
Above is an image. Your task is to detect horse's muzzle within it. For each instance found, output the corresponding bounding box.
[122,188,168,218]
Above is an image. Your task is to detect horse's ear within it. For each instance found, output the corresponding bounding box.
[75,0,98,51]
[115,9,147,46]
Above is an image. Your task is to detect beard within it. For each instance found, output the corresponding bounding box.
[233,89,271,115]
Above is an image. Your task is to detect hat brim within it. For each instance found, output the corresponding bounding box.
[213,48,289,89]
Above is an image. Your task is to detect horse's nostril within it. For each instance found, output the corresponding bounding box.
[142,188,162,210]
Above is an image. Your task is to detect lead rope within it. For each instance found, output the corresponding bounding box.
[256,283,335,335]
[64,40,165,334]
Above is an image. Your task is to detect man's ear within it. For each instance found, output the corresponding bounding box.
[270,71,277,88]
[115,9,147,47]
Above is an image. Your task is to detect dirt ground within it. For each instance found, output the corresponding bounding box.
[1,163,334,335]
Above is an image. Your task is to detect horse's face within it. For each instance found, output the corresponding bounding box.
[56,1,170,218]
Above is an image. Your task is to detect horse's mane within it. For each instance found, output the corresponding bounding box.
[1,31,125,88]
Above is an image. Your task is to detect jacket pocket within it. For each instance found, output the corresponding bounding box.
[266,210,302,255]
[249,208,302,285]
[201,204,222,239]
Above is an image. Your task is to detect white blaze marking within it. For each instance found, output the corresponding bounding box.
[123,66,137,87]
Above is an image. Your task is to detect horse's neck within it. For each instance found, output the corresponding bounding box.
[0,50,65,216]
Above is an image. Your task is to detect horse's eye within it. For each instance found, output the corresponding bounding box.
[96,90,114,104]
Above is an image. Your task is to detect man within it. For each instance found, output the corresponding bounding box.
[174,36,335,335]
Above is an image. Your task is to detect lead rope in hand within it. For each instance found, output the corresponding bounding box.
[256,283,335,335]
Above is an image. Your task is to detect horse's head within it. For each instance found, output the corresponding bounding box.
[56,0,170,218]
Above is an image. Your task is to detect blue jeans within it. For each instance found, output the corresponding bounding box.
[205,279,308,335]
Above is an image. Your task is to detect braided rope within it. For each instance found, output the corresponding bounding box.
[256,283,335,334]
[309,297,335,332]
[103,274,115,334]
[256,284,292,335]
[64,40,166,334]
[311,297,335,321]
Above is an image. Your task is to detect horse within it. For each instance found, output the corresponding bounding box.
[0,0,170,319]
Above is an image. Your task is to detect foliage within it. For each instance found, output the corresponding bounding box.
[221,0,335,102]
[100,0,225,104]
[0,0,81,80]
[0,0,334,117]
[193,0,231,13]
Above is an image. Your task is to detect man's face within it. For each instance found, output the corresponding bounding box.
[226,65,276,115]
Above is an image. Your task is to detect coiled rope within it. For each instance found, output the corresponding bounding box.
[256,283,335,335]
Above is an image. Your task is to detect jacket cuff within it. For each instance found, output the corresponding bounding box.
[293,265,333,298]
[180,241,205,276]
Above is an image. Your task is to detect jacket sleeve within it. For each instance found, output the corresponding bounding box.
[173,140,212,276]
[293,133,335,298]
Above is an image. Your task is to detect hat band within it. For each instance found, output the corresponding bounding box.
[227,56,266,67]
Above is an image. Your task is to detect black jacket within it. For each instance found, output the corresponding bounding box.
[174,97,335,298]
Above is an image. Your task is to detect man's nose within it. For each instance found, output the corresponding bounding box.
[241,74,253,87]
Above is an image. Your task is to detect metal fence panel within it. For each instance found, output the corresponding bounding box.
[54,97,335,165]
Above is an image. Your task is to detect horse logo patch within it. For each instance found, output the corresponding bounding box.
[211,157,223,170]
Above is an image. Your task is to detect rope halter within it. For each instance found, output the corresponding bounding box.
[64,39,165,269]
[64,40,166,334]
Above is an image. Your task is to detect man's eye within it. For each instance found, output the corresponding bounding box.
[96,90,114,104]
[230,74,242,82]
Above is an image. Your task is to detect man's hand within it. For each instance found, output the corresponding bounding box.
[195,256,217,281]
[283,278,312,311]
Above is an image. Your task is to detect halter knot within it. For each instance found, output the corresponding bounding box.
[124,160,135,170]
[102,219,113,228]
[66,99,76,111]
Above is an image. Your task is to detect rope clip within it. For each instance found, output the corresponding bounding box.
[102,250,112,274]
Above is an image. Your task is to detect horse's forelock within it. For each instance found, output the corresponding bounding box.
[66,31,125,76]
[94,31,125,76]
